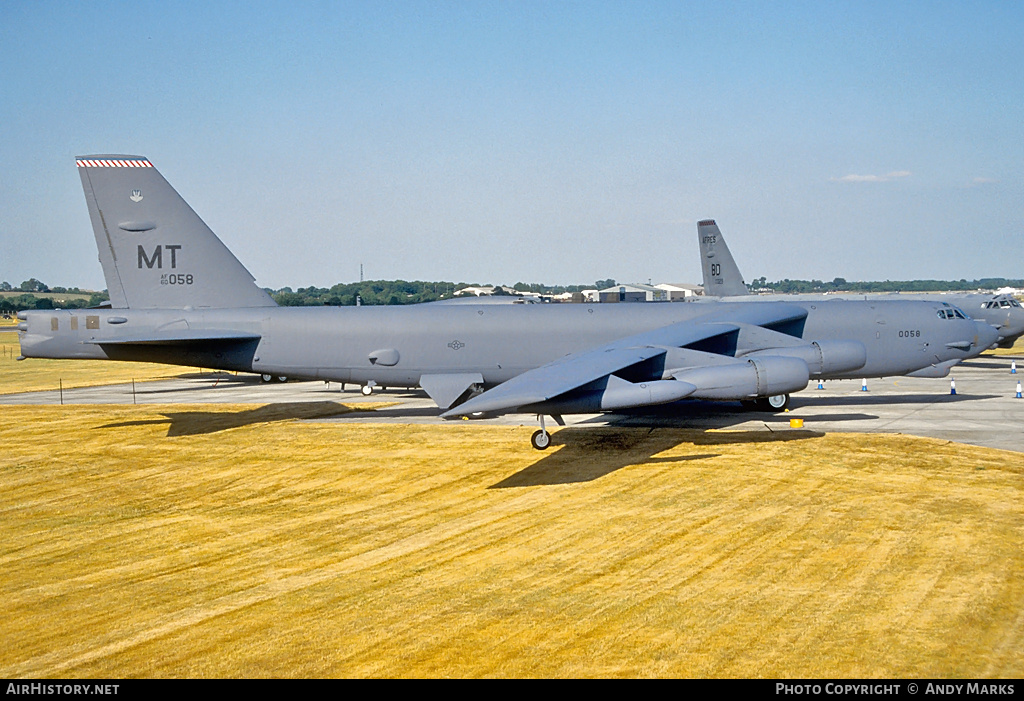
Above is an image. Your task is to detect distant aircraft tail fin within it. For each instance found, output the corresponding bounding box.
[697,219,749,297]
[76,155,277,309]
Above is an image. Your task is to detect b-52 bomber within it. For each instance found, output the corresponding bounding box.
[16,156,998,449]
[697,219,1024,348]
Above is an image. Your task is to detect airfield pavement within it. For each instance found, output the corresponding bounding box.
[2,352,1022,453]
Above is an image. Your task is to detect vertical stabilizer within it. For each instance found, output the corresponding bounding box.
[697,219,748,297]
[76,156,277,309]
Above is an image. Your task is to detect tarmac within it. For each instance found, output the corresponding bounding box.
[2,353,1022,453]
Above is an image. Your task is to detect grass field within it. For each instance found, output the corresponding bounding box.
[0,290,96,304]
[983,336,1024,357]
[2,404,1023,678]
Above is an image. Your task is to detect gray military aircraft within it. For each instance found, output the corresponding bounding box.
[697,219,1024,348]
[16,156,998,449]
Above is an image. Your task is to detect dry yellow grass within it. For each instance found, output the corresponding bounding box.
[984,336,1024,357]
[0,330,196,394]
[2,404,1023,678]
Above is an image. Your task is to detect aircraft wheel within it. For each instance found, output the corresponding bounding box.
[764,393,790,412]
[276,376,288,383]
[361,384,373,396]
[260,374,273,383]
[531,430,551,451]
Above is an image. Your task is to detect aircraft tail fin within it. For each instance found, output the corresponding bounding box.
[76,156,277,309]
[697,219,749,297]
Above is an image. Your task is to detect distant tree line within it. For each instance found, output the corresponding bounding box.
[750,277,1024,294]
[267,280,598,306]
[3,274,1020,314]
[0,279,110,312]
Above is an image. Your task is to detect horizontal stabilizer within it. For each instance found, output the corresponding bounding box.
[84,330,262,345]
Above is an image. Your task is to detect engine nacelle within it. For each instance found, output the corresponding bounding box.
[744,340,866,376]
[599,377,697,411]
[521,376,697,415]
[673,356,810,400]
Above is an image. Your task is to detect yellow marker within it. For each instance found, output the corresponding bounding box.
[789,418,804,428]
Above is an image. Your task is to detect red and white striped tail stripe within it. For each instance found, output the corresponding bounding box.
[76,159,153,168]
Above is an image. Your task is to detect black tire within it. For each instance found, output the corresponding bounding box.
[531,429,551,451]
[759,394,790,412]
[260,374,273,383]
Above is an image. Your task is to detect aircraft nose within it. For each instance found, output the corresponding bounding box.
[1005,310,1024,336]
[975,320,1000,351]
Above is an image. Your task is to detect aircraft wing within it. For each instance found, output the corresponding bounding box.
[442,302,809,418]
[441,344,670,416]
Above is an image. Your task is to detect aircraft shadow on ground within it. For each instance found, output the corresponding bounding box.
[172,371,253,382]
[140,375,427,399]
[96,401,354,436]
[591,400,878,430]
[490,426,825,488]
[337,406,442,420]
[795,393,998,407]
[959,358,1020,369]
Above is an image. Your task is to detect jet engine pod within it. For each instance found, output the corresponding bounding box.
[521,376,697,415]
[746,340,867,375]
[598,377,697,411]
[673,356,810,400]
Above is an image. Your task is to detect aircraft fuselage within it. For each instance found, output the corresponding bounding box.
[18,298,993,387]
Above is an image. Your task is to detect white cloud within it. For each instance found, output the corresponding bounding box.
[831,170,911,183]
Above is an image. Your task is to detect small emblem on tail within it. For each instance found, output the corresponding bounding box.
[130,189,143,202]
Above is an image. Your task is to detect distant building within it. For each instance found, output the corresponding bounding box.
[655,282,703,301]
[598,283,668,303]
[453,286,496,297]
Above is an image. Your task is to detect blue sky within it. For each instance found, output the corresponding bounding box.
[1,0,1021,290]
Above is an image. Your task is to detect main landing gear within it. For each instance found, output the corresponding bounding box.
[741,393,790,412]
[260,374,288,383]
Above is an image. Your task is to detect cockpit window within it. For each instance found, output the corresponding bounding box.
[937,307,968,320]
